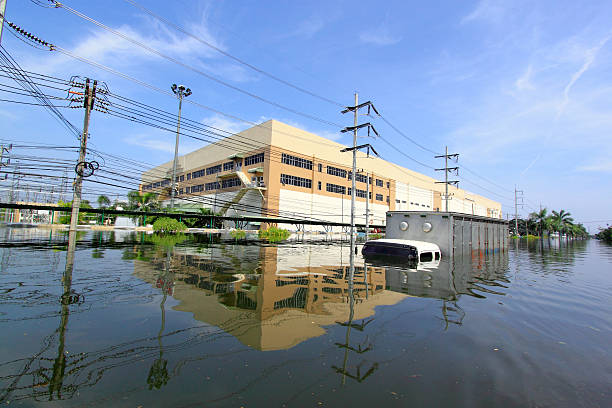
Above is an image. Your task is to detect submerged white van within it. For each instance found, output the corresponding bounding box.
[362,239,441,263]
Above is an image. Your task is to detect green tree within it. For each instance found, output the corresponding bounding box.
[127,191,160,226]
[97,195,111,208]
[551,210,574,239]
[530,208,551,237]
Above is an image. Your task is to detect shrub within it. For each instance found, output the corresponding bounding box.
[152,217,187,233]
[229,229,246,240]
[258,226,290,242]
[596,226,612,243]
[368,233,384,240]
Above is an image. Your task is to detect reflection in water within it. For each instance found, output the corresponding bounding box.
[1,230,603,407]
[147,249,173,390]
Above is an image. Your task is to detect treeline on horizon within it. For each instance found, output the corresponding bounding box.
[508,209,588,238]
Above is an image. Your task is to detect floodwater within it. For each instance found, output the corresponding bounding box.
[0,228,610,407]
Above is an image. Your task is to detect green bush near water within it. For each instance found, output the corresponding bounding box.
[258,226,290,242]
[595,226,612,243]
[152,217,187,233]
[229,229,247,240]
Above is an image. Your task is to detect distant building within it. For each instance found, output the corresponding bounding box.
[141,120,501,230]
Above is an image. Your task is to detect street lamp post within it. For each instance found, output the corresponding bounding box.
[170,84,192,209]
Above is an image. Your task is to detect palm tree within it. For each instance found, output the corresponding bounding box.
[551,210,574,240]
[127,191,159,226]
[97,195,111,208]
[530,208,551,237]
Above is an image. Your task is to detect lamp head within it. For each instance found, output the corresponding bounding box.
[171,84,178,93]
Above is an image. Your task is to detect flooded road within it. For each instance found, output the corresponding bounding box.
[0,228,610,407]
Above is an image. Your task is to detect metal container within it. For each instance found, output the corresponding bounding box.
[384,211,509,257]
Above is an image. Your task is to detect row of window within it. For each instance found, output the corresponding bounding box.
[326,183,346,195]
[206,164,222,175]
[280,173,312,188]
[327,166,347,178]
[348,188,370,199]
[394,199,431,208]
[222,177,241,189]
[182,178,242,194]
[281,153,313,170]
[205,181,220,191]
[245,152,264,166]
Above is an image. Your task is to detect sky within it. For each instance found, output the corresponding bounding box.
[1,0,611,231]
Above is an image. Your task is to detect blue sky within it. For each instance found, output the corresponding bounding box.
[1,0,611,231]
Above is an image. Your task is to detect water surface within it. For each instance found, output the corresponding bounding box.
[0,228,610,407]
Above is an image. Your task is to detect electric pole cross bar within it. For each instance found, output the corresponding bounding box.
[340,122,380,137]
[340,143,379,157]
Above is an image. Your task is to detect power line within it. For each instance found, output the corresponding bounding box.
[122,0,345,108]
[45,1,345,129]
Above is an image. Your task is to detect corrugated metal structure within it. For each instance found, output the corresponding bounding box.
[384,211,509,257]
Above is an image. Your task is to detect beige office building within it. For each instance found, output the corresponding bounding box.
[141,120,502,230]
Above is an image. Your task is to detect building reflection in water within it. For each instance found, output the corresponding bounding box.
[133,242,509,351]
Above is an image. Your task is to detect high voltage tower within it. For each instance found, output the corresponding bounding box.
[514,185,524,235]
[340,94,380,265]
[435,146,459,212]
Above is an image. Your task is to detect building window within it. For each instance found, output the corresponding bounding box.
[327,166,347,178]
[206,164,222,176]
[387,181,390,188]
[223,161,234,171]
[192,169,205,179]
[326,183,346,195]
[318,163,322,172]
[281,153,312,170]
[191,184,204,193]
[178,188,184,195]
[180,175,184,182]
[395,199,400,203]
[245,152,264,166]
[221,177,241,189]
[205,181,220,191]
[376,193,383,201]
[187,173,191,180]
[185,186,190,194]
[318,181,321,190]
[280,173,312,188]
[386,196,390,203]
[376,179,383,187]
[348,188,368,198]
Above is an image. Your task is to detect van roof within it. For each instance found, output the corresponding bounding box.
[368,239,440,252]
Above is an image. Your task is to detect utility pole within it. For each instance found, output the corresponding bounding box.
[69,78,96,233]
[170,84,192,209]
[1,144,10,222]
[514,185,524,237]
[365,170,370,237]
[435,146,459,212]
[0,0,7,45]
[340,95,380,284]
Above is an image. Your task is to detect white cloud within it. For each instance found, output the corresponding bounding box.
[124,133,201,155]
[576,159,612,173]
[287,17,324,38]
[22,13,253,83]
[557,33,612,118]
[359,27,401,46]
[202,114,247,135]
[515,65,535,91]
